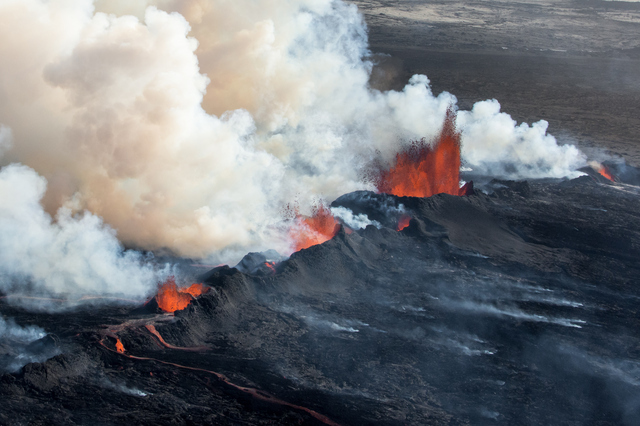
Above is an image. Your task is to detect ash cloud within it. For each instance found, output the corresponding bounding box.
[0,0,586,263]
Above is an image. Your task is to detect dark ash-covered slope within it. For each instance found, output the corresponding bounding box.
[1,174,640,425]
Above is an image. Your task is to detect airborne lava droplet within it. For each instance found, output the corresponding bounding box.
[376,107,463,198]
[156,277,209,313]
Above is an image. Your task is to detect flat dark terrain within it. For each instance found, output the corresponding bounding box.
[353,0,640,165]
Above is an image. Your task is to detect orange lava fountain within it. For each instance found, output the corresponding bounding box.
[156,277,209,313]
[376,107,463,198]
[397,215,411,231]
[597,165,615,182]
[290,205,341,252]
[115,338,125,353]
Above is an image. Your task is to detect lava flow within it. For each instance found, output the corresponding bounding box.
[376,107,465,198]
[291,205,341,252]
[156,277,209,313]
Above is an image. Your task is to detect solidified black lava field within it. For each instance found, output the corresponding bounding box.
[1,167,639,425]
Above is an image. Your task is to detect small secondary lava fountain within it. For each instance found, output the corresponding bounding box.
[156,277,209,313]
[291,205,341,252]
[397,215,411,231]
[115,338,125,354]
[597,165,615,182]
[376,107,468,198]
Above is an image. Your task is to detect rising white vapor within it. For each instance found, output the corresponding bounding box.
[0,162,168,309]
[0,0,586,263]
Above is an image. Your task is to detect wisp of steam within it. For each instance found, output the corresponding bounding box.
[0,0,586,308]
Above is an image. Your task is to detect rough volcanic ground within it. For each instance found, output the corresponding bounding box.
[3,2,640,425]
[354,0,640,166]
[2,168,640,425]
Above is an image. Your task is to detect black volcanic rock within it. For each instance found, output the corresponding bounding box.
[1,176,640,425]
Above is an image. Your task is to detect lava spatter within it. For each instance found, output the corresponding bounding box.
[376,107,463,198]
[156,277,209,313]
[290,205,341,252]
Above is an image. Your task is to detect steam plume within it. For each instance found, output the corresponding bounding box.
[0,0,586,262]
[0,163,167,310]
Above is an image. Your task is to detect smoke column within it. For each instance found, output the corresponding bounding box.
[0,0,586,269]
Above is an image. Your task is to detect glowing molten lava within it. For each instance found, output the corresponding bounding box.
[115,338,125,353]
[291,205,340,252]
[156,277,209,313]
[376,107,463,198]
[264,261,276,274]
[397,215,411,231]
[597,165,615,182]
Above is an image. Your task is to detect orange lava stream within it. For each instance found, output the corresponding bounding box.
[144,324,208,352]
[99,338,339,426]
[156,277,209,313]
[291,205,341,252]
[376,107,462,198]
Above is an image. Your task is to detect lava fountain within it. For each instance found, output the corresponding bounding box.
[290,205,341,252]
[156,277,209,313]
[597,165,615,182]
[375,107,466,198]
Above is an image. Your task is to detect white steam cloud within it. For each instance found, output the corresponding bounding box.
[330,206,381,230]
[0,0,586,266]
[458,100,586,179]
[0,163,168,308]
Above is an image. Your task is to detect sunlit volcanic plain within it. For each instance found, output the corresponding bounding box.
[2,0,640,425]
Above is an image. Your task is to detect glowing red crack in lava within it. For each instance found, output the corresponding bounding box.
[397,215,411,231]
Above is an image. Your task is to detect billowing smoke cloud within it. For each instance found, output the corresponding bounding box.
[0,0,586,262]
[0,163,168,309]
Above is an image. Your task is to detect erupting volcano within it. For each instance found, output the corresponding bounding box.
[155,278,209,313]
[376,107,465,198]
[2,0,640,425]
